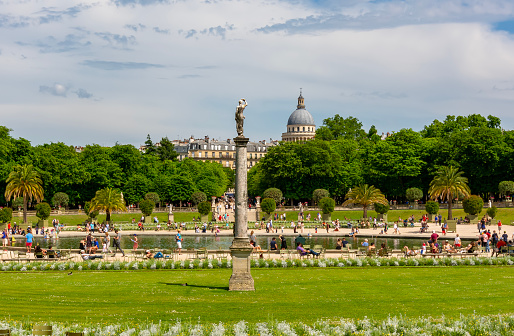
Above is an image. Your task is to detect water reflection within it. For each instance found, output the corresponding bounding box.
[12,234,473,250]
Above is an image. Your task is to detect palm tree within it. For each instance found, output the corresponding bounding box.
[342,184,388,218]
[428,166,471,221]
[89,188,127,222]
[4,164,45,224]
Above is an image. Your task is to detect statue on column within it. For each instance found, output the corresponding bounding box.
[235,99,247,137]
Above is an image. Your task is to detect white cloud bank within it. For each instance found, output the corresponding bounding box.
[1,0,514,146]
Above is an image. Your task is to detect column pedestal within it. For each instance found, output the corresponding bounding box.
[229,136,254,291]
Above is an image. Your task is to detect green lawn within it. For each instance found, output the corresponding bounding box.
[3,267,514,323]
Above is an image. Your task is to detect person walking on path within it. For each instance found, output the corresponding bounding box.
[176,229,183,255]
[112,229,125,257]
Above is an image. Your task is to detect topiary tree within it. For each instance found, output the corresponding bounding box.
[139,199,155,217]
[197,201,211,216]
[144,192,160,206]
[318,197,335,214]
[51,192,69,208]
[374,202,389,214]
[499,181,514,198]
[312,189,330,204]
[0,208,13,223]
[260,198,276,215]
[487,206,498,219]
[84,201,99,220]
[262,188,283,205]
[405,187,423,202]
[462,195,484,216]
[35,202,51,221]
[425,201,439,215]
[12,197,23,210]
[191,191,207,205]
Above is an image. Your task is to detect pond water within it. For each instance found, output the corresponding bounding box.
[12,234,473,251]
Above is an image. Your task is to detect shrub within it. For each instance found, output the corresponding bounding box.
[487,206,498,219]
[462,195,484,215]
[260,198,276,214]
[191,191,207,205]
[425,201,439,214]
[144,192,160,205]
[51,192,69,208]
[0,208,13,223]
[499,181,514,197]
[318,197,335,214]
[262,188,283,204]
[312,189,330,204]
[139,199,155,217]
[35,202,51,220]
[405,187,423,202]
[84,201,99,220]
[374,202,389,214]
[197,201,211,216]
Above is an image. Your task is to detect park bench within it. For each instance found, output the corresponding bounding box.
[196,247,208,260]
[0,329,10,335]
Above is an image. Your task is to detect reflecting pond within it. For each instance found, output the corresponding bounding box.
[12,234,473,250]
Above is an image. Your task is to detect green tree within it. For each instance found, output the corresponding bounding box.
[157,137,179,161]
[260,198,276,215]
[123,174,150,205]
[0,208,13,223]
[499,181,514,197]
[144,134,157,156]
[318,197,335,214]
[89,187,127,222]
[84,201,99,220]
[312,189,330,204]
[35,202,51,220]
[145,192,160,207]
[197,201,211,216]
[139,199,155,217]
[51,192,69,208]
[487,206,498,219]
[374,202,389,214]
[428,166,471,220]
[425,201,439,215]
[342,184,388,218]
[263,188,283,204]
[462,195,484,216]
[4,164,45,224]
[191,191,207,205]
[405,187,423,202]
[168,175,195,206]
[315,115,366,141]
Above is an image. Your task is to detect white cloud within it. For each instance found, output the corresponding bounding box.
[2,0,514,146]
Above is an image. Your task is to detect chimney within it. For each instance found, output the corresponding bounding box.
[205,136,210,143]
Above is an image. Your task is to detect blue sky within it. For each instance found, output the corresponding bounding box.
[1,0,514,146]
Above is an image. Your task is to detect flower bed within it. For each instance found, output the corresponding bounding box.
[1,256,514,272]
[1,313,514,335]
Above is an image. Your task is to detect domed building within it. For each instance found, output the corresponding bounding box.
[281,91,316,142]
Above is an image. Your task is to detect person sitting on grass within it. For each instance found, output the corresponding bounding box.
[296,242,319,257]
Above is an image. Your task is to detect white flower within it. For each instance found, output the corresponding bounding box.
[255,323,272,336]
[210,322,225,336]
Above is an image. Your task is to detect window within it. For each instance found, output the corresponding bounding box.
[219,152,222,158]
[212,152,215,158]
[191,152,195,158]
[205,151,208,158]
[198,152,202,158]
[297,127,299,132]
[250,153,252,159]
[303,127,305,131]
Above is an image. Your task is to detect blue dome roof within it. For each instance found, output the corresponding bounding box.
[287,108,315,126]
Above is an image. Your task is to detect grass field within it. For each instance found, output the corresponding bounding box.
[4,207,514,229]
[2,267,514,323]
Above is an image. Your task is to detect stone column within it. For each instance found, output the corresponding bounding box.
[167,204,174,223]
[229,136,255,291]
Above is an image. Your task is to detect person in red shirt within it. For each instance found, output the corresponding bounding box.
[494,240,507,257]
[430,230,439,243]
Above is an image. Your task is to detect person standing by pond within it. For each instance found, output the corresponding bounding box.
[112,229,124,257]
[25,228,34,253]
[279,235,287,250]
[131,234,138,251]
[176,229,183,255]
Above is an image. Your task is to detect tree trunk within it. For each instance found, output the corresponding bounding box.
[106,209,111,222]
[363,205,368,219]
[23,195,28,225]
[447,197,453,221]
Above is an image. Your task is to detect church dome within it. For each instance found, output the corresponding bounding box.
[287,108,315,126]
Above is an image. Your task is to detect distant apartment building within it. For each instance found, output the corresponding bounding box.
[172,136,278,169]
